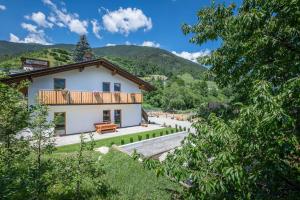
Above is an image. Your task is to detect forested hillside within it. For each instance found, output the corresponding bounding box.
[0,41,205,77]
[0,42,232,110]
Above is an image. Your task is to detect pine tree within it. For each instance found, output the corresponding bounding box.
[73,35,93,62]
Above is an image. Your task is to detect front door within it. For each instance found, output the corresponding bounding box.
[114,110,121,127]
[54,112,66,136]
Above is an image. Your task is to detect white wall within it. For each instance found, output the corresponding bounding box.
[48,104,142,135]
[28,65,141,106]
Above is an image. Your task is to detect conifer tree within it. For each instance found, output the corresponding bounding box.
[73,35,94,62]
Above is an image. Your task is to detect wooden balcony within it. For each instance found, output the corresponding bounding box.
[38,90,143,105]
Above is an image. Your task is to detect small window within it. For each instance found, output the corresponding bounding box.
[54,112,66,135]
[54,78,65,90]
[103,110,111,122]
[114,83,121,92]
[103,82,110,92]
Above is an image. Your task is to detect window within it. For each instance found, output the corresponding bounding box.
[103,82,110,92]
[103,110,111,122]
[114,110,121,127]
[54,78,65,90]
[54,112,66,135]
[114,83,121,92]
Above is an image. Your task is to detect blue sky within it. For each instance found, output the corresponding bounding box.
[0,0,239,62]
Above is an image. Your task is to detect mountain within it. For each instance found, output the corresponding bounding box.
[0,40,74,57]
[0,41,206,77]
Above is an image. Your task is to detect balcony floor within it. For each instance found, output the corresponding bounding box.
[54,124,163,147]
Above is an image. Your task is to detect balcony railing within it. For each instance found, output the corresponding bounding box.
[38,90,143,105]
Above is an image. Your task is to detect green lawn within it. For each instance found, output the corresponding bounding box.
[101,150,181,199]
[56,127,176,153]
[52,150,181,199]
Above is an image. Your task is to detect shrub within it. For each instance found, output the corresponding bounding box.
[179,126,183,131]
[130,137,133,143]
[171,129,174,133]
[146,134,150,139]
[152,133,156,138]
[121,139,125,145]
[110,142,115,146]
[160,131,163,136]
[183,127,186,131]
[138,135,142,141]
[175,124,178,131]
[166,130,169,135]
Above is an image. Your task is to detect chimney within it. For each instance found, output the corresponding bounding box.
[83,51,93,61]
[21,57,49,71]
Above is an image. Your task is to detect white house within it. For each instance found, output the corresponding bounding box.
[3,58,154,135]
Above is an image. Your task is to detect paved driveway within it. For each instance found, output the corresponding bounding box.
[119,131,188,157]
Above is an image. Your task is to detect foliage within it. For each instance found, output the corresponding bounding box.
[144,73,232,111]
[183,0,300,101]
[162,0,300,199]
[164,80,300,199]
[0,82,110,199]
[72,35,94,62]
[27,103,55,199]
[48,134,110,199]
[0,80,31,199]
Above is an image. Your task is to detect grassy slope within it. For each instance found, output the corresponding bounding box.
[56,127,175,153]
[0,48,73,70]
[101,150,181,200]
[53,150,181,199]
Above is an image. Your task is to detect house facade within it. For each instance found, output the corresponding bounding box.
[3,59,154,135]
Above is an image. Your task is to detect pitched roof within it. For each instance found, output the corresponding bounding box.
[1,58,155,91]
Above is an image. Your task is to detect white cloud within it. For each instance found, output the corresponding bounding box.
[141,41,160,48]
[43,0,88,35]
[26,11,53,28]
[10,21,52,45]
[102,7,152,36]
[172,50,210,63]
[105,43,116,47]
[9,33,20,43]
[125,41,131,45]
[9,32,51,45]
[21,23,38,33]
[91,19,101,39]
[0,4,6,11]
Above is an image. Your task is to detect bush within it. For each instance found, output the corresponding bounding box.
[110,142,115,146]
[183,127,186,131]
[130,137,133,143]
[166,130,169,135]
[146,134,150,139]
[160,131,163,136]
[152,133,156,138]
[138,135,142,141]
[171,129,174,133]
[175,124,178,131]
[179,126,183,131]
[121,139,125,145]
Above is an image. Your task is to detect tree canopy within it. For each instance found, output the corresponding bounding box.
[73,35,94,62]
[161,0,300,199]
